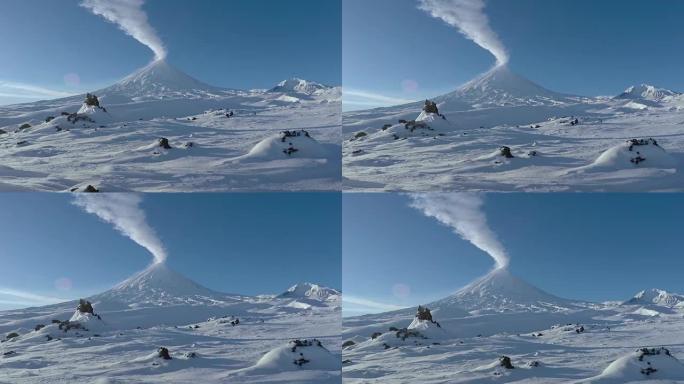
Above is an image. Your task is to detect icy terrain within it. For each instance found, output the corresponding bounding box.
[342,268,684,383]
[0,263,341,383]
[343,65,684,191]
[0,60,341,192]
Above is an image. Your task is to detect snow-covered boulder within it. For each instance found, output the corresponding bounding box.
[251,339,339,372]
[579,347,684,383]
[585,138,676,170]
[238,130,330,161]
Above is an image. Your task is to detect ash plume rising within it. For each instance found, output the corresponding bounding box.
[410,193,509,270]
[418,0,509,66]
[80,0,167,61]
[73,194,167,264]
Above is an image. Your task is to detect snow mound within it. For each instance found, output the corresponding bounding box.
[624,289,684,307]
[406,318,447,339]
[585,139,676,171]
[279,283,340,302]
[430,268,576,314]
[76,103,113,123]
[67,310,107,332]
[237,131,330,161]
[579,347,684,383]
[251,339,339,372]
[270,78,331,96]
[615,84,681,101]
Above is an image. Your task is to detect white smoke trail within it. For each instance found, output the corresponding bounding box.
[80,0,167,61]
[73,194,167,264]
[418,0,509,66]
[410,193,509,269]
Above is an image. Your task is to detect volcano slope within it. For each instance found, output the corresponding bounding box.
[342,269,684,383]
[343,65,684,192]
[0,263,341,383]
[0,60,341,192]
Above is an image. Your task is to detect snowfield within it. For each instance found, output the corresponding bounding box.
[342,268,684,383]
[0,263,341,383]
[343,65,684,192]
[0,60,341,192]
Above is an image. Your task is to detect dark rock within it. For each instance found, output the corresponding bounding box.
[19,123,31,130]
[371,332,382,339]
[500,355,515,369]
[382,124,392,131]
[342,359,352,364]
[83,185,99,193]
[45,116,55,123]
[5,332,19,340]
[34,324,45,332]
[158,137,172,149]
[342,340,356,348]
[354,132,367,139]
[0,129,6,135]
[61,112,71,116]
[416,306,433,322]
[157,347,172,360]
[3,351,16,357]
[399,119,408,124]
[423,100,439,114]
[185,352,197,359]
[84,93,101,108]
[528,360,541,367]
[77,299,95,314]
[499,146,514,158]
[51,319,62,324]
[389,327,398,332]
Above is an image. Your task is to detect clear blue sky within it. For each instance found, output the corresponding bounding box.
[0,193,341,310]
[343,193,684,316]
[0,0,341,105]
[343,0,684,111]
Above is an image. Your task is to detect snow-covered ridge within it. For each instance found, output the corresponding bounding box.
[279,282,340,301]
[270,78,332,95]
[624,288,684,307]
[615,84,681,101]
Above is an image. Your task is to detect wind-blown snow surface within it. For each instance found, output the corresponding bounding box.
[342,269,684,383]
[343,66,684,191]
[0,263,341,383]
[0,61,341,191]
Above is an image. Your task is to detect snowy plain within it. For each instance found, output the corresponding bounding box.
[0,61,341,192]
[342,268,684,383]
[343,66,684,192]
[0,263,342,383]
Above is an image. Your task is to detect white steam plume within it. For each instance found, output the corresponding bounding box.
[410,193,509,269]
[418,0,508,66]
[73,194,167,264]
[80,0,167,61]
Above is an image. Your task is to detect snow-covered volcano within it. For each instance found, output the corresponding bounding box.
[90,262,231,306]
[435,65,576,110]
[429,268,577,314]
[96,60,225,102]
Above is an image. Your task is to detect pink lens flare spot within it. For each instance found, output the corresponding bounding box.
[55,277,73,291]
[63,73,81,87]
[392,283,411,299]
[401,79,419,93]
